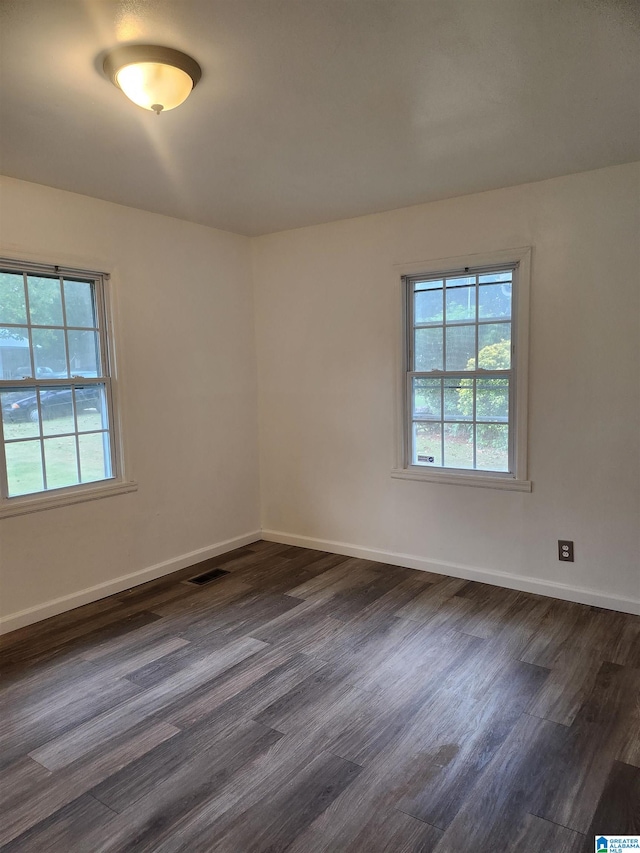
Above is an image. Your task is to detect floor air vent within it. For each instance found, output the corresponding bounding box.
[187,568,231,586]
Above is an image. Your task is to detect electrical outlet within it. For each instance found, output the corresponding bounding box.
[558,540,574,562]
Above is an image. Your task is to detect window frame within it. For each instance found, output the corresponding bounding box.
[392,247,532,491]
[0,258,136,518]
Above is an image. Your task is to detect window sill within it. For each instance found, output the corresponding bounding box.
[0,480,138,519]
[391,468,532,492]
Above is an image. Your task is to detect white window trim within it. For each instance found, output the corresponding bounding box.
[391,247,532,492]
[0,257,137,518]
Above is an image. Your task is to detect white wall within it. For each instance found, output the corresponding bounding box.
[253,163,640,611]
[1,164,638,629]
[0,177,260,627]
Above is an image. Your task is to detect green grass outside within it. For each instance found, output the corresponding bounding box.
[415,424,508,471]
[4,412,110,495]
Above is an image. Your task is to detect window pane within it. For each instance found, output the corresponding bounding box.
[79,432,111,482]
[478,272,512,284]
[476,377,509,422]
[68,329,100,376]
[446,325,475,370]
[414,327,443,371]
[479,283,511,319]
[43,436,79,489]
[414,279,442,291]
[478,323,511,367]
[0,272,27,325]
[443,423,473,469]
[2,384,41,432]
[477,424,509,471]
[456,376,474,421]
[41,386,75,436]
[412,377,441,420]
[2,388,40,438]
[0,326,30,379]
[444,377,470,421]
[6,440,44,496]
[446,276,475,287]
[414,422,441,466]
[446,285,475,322]
[76,384,107,432]
[415,289,442,324]
[64,280,96,328]
[27,276,63,326]
[31,328,68,377]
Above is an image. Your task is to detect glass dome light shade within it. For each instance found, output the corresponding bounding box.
[103,46,202,115]
[116,62,193,113]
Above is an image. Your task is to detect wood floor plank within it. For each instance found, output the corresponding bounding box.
[396,577,470,621]
[526,643,602,726]
[164,649,327,729]
[0,675,143,772]
[0,721,179,846]
[254,552,353,596]
[149,573,253,618]
[0,596,126,654]
[183,591,304,644]
[285,716,449,853]
[531,662,639,833]
[0,793,117,853]
[519,599,589,667]
[0,756,51,809]
[581,760,640,840]
[349,574,439,624]
[253,663,369,736]
[90,712,279,813]
[616,677,640,767]
[232,549,345,592]
[28,636,267,770]
[425,713,563,853]
[455,583,523,639]
[249,597,345,657]
[2,540,638,852]
[93,655,327,813]
[501,813,585,853]
[606,617,640,668]
[343,809,443,853]
[1,610,163,676]
[485,594,555,660]
[285,557,378,600]
[328,631,493,768]
[82,728,332,853]
[396,658,549,828]
[84,721,284,852]
[312,566,410,622]
[198,750,361,853]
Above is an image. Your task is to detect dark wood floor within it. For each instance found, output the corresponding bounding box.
[1,541,639,852]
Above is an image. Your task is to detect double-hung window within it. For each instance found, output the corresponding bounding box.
[394,249,531,491]
[0,259,131,515]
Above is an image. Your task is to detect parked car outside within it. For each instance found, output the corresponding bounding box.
[12,366,61,379]
[2,386,102,422]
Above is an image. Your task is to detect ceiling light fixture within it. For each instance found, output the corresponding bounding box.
[103,45,202,114]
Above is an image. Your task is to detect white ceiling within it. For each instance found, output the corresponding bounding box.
[1,0,639,236]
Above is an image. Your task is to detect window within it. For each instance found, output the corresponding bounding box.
[0,259,133,516]
[393,249,531,491]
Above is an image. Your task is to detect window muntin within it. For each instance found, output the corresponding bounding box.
[0,261,117,500]
[405,265,517,477]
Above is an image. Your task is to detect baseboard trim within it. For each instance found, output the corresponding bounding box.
[0,530,262,635]
[3,526,638,634]
[261,529,640,616]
